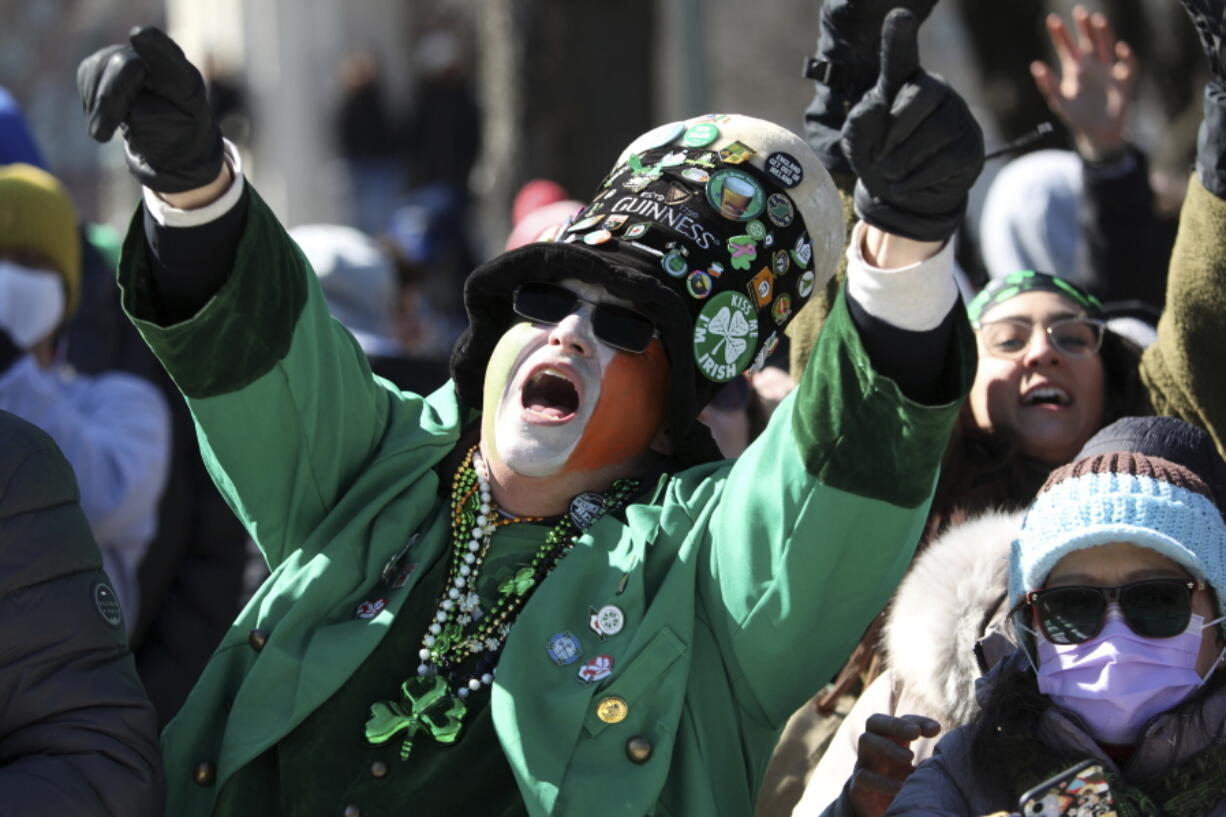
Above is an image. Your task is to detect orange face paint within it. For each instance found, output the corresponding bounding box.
[563,339,671,474]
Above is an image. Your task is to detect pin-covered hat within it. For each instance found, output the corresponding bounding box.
[451,114,843,465]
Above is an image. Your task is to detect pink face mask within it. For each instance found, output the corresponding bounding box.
[1034,610,1225,745]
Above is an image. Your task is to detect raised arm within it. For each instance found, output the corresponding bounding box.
[701,9,981,727]
[1139,0,1226,457]
[77,29,438,570]
[1030,6,1167,309]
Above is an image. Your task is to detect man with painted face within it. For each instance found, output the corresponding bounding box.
[77,12,980,816]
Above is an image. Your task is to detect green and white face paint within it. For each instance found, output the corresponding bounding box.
[481,280,619,478]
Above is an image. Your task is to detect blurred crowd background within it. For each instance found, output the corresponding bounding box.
[0,0,1203,360]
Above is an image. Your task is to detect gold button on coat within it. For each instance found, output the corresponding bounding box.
[248,628,269,651]
[342,806,361,817]
[625,735,652,764]
[192,760,216,786]
[596,696,628,723]
[370,760,389,779]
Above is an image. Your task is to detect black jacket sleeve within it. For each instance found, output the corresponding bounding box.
[1078,145,1172,311]
[142,186,249,323]
[0,410,164,817]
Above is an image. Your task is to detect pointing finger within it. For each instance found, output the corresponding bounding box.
[878,8,921,101]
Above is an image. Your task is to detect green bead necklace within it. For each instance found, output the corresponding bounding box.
[365,444,639,760]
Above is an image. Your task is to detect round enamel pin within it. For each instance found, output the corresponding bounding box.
[682,122,720,148]
[798,269,816,299]
[772,249,791,276]
[590,605,626,639]
[686,270,713,299]
[706,169,765,222]
[767,193,795,228]
[693,291,760,383]
[766,152,804,188]
[546,631,583,666]
[662,249,689,277]
[746,219,767,241]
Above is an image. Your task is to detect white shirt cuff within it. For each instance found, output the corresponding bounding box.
[844,221,959,332]
[142,139,246,228]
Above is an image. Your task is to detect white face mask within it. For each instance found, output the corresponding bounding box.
[0,260,65,350]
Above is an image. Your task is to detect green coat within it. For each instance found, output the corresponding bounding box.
[118,187,972,817]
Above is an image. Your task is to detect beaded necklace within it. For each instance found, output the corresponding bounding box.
[365,444,639,760]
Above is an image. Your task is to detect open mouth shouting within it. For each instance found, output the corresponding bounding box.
[522,365,582,423]
[1020,384,1072,409]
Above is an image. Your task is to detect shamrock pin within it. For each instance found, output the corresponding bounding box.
[498,567,537,597]
[707,305,752,365]
[627,153,663,180]
[365,674,468,760]
[693,291,759,383]
[727,235,758,270]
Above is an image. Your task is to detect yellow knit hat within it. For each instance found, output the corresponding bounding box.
[0,163,81,317]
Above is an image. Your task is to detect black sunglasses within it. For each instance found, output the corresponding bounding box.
[1027,578,1203,645]
[512,282,658,353]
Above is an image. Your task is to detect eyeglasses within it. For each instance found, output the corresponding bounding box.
[976,317,1106,359]
[512,281,658,353]
[1027,578,1203,645]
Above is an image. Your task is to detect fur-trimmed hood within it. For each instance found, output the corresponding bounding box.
[883,509,1023,728]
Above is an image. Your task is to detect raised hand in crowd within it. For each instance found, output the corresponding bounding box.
[842,8,985,249]
[78,27,229,205]
[847,714,941,817]
[805,0,938,175]
[1030,5,1138,163]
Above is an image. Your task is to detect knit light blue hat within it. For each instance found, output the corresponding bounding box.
[1009,452,1226,619]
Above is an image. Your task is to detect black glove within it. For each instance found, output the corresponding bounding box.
[1180,0,1226,81]
[803,0,938,175]
[841,9,983,242]
[1179,0,1226,197]
[78,26,223,194]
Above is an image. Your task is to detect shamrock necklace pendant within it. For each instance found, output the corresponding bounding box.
[366,675,467,760]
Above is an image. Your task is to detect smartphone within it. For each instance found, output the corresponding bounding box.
[1017,760,1117,817]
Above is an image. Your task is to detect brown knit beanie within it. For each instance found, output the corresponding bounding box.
[0,163,81,317]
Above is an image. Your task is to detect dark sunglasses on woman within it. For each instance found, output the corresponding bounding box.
[1026,578,1205,644]
[512,281,658,354]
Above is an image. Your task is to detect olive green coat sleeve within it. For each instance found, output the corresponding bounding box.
[1140,175,1226,455]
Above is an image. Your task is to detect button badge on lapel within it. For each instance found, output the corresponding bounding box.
[577,654,614,685]
[588,605,625,639]
[546,631,583,666]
